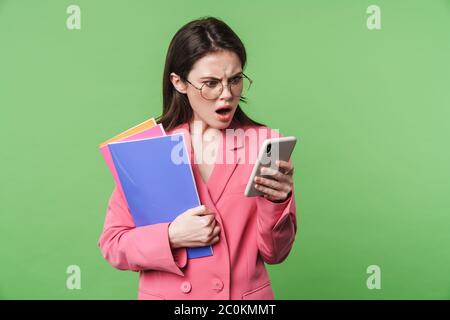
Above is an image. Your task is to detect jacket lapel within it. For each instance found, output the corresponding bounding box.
[168,122,244,205]
[207,128,244,204]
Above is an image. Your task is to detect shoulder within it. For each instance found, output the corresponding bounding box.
[163,122,189,136]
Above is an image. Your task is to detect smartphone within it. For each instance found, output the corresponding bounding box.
[244,136,297,197]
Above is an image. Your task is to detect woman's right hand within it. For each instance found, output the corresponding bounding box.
[168,205,221,249]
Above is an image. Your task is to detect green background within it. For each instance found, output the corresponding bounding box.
[1,0,449,299]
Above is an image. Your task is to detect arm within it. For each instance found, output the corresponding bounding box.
[98,187,187,275]
[255,187,297,264]
[253,128,298,264]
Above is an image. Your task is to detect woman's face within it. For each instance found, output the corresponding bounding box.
[172,50,243,130]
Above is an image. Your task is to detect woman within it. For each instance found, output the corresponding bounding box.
[98,17,297,300]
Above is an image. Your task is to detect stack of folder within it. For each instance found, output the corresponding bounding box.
[99,118,212,259]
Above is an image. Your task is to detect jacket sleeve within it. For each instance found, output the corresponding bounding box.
[98,186,187,275]
[255,184,297,265]
[254,128,298,264]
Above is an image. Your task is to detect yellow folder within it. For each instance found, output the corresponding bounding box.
[99,118,157,148]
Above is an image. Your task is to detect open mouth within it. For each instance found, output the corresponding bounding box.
[215,106,232,115]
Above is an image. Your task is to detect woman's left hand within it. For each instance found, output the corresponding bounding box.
[254,160,294,203]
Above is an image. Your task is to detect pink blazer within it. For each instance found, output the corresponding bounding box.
[98,122,297,300]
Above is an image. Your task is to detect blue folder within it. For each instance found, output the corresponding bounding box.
[108,133,212,259]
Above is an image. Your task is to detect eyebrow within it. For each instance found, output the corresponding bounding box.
[199,71,243,80]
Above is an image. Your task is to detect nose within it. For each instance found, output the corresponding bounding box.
[219,83,233,100]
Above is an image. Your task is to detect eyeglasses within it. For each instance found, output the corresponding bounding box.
[183,73,253,100]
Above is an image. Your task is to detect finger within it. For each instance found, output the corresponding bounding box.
[186,241,206,248]
[255,176,291,193]
[210,236,220,245]
[212,225,220,236]
[206,224,220,241]
[203,206,213,213]
[194,240,214,247]
[276,160,294,175]
[284,167,294,176]
[259,167,293,183]
[255,183,290,200]
[276,159,291,170]
[203,214,216,226]
[190,205,207,216]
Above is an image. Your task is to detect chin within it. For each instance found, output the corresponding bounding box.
[214,119,234,130]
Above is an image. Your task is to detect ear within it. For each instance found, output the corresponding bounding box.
[170,72,188,94]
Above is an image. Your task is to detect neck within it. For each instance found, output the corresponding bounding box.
[189,119,210,137]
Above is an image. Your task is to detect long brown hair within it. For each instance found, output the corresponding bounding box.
[156,17,265,131]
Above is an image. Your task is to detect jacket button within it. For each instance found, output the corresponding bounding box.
[180,281,192,294]
[212,278,224,292]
